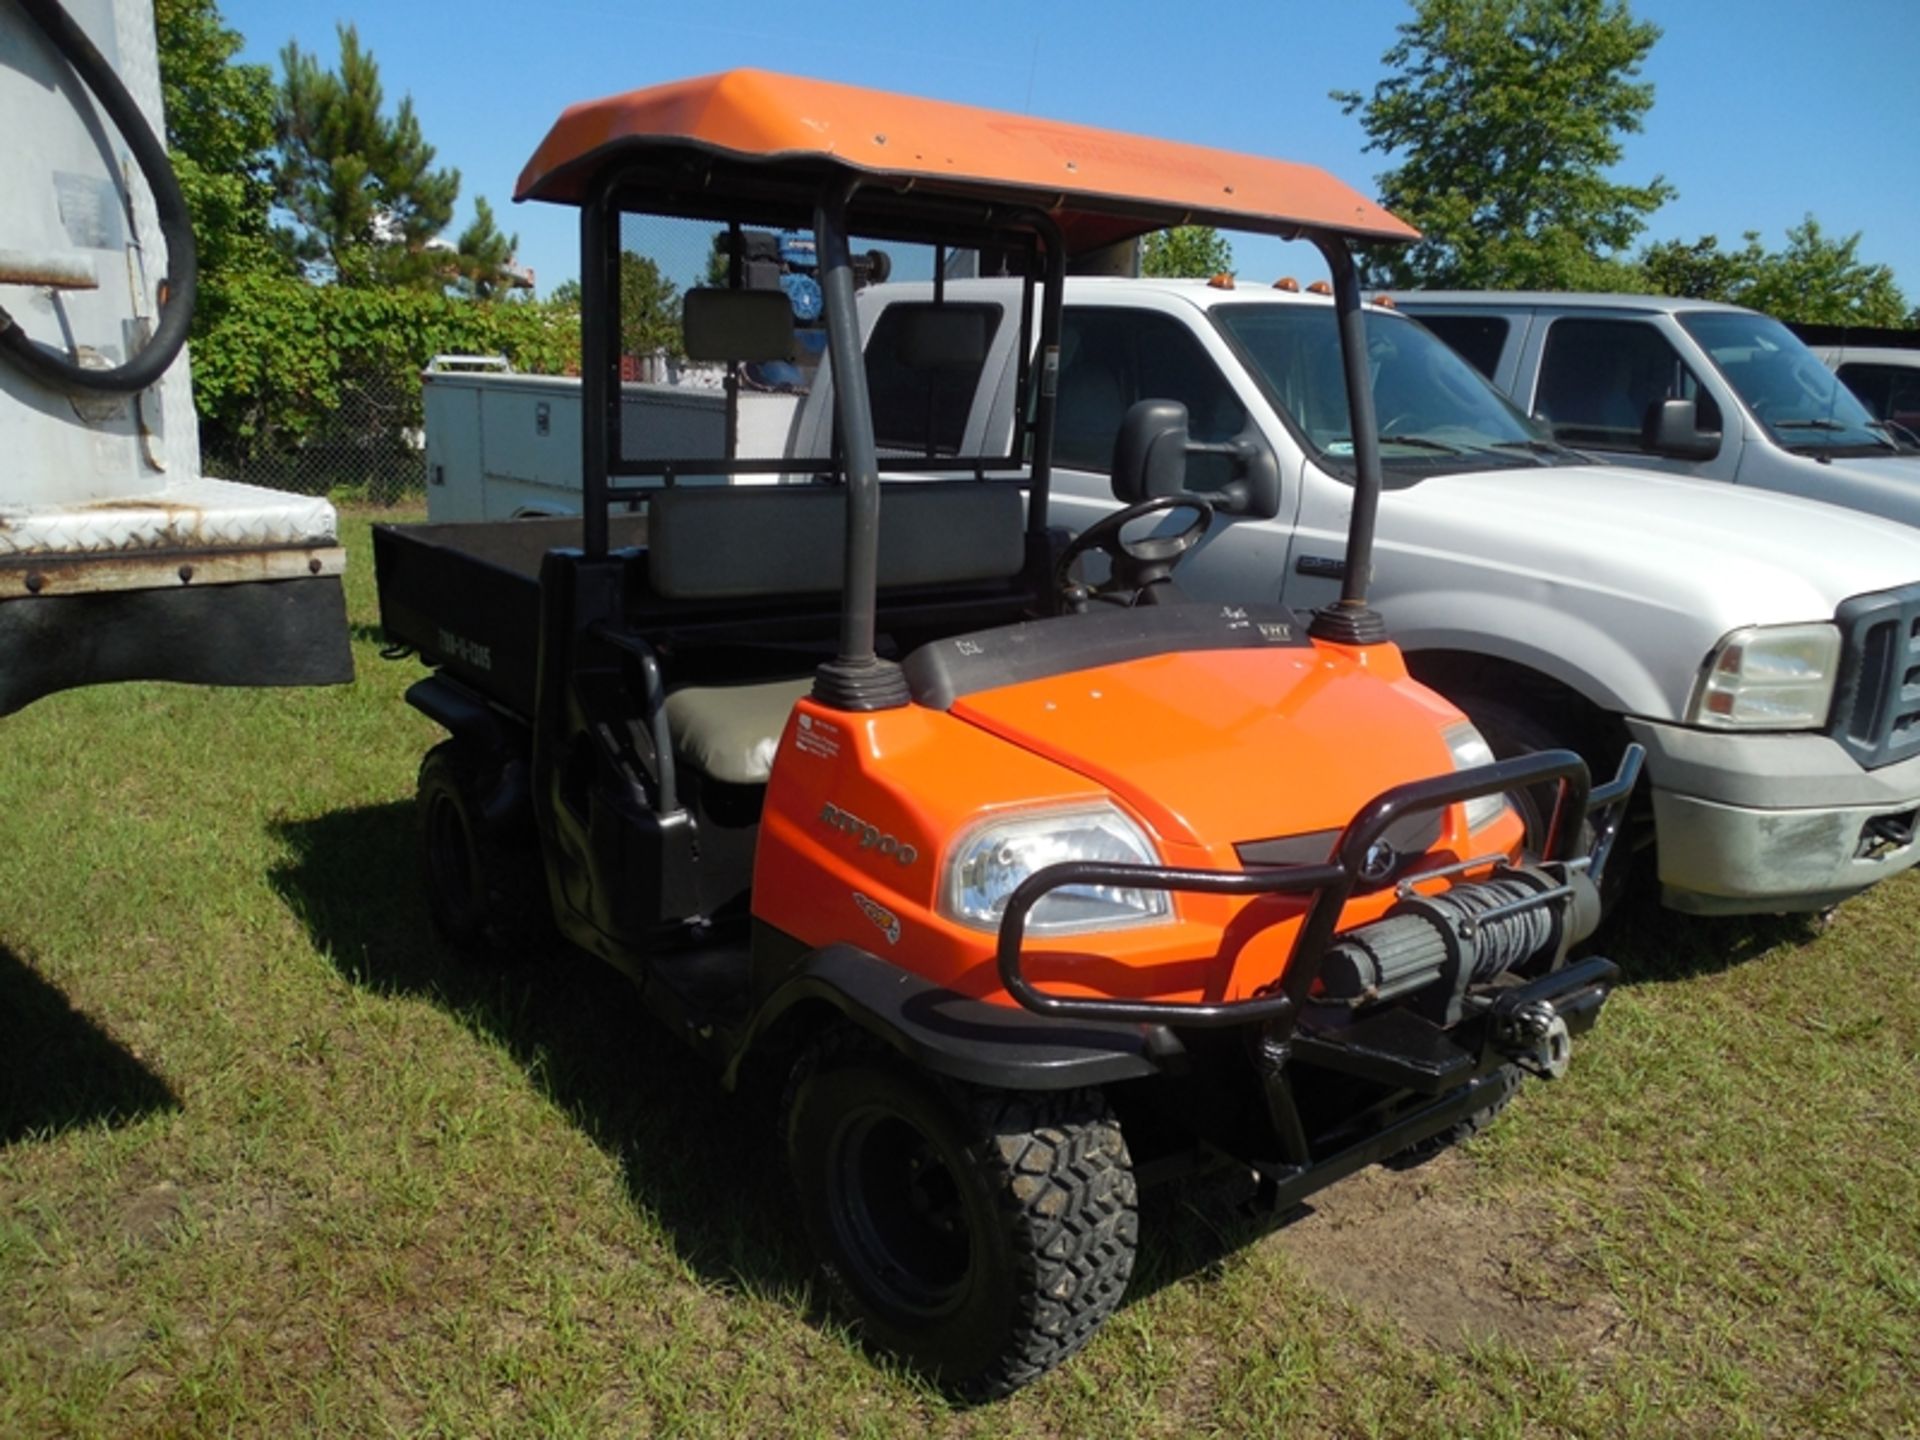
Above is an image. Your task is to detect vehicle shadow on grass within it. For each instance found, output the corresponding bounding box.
[267,800,1255,1336]
[1591,876,1830,987]
[273,803,1833,1348]
[268,801,818,1307]
[0,943,178,1146]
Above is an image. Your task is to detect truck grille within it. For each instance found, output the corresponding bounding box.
[1831,584,1920,770]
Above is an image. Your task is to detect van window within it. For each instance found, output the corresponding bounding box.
[863,301,1002,457]
[1838,363,1920,430]
[1681,310,1894,455]
[1054,309,1247,486]
[1837,363,1920,439]
[1416,314,1509,379]
[1534,318,1721,453]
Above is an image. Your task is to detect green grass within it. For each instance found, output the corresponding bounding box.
[1,510,1916,1437]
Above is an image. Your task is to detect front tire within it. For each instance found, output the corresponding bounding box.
[784,1036,1138,1398]
[1449,691,1631,914]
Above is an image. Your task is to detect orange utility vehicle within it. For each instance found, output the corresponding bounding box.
[374,71,1642,1396]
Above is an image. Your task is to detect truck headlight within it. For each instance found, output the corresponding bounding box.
[1688,623,1841,730]
[1443,721,1510,832]
[941,803,1172,935]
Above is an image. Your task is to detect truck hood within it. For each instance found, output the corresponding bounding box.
[1386,462,1920,621]
[1763,451,1920,528]
[949,645,1465,849]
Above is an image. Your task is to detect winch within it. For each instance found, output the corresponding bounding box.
[1316,861,1602,1025]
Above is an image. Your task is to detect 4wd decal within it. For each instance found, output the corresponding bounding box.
[852,892,901,945]
[818,802,919,865]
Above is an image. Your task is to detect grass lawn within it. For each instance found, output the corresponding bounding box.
[1,510,1915,1437]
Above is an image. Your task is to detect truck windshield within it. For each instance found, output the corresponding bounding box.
[1678,311,1902,456]
[1213,304,1567,480]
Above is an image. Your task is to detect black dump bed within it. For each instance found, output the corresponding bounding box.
[374,515,647,717]
[374,484,1040,722]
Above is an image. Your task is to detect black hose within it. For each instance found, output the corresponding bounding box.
[0,0,198,395]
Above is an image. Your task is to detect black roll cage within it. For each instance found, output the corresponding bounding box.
[570,152,1395,686]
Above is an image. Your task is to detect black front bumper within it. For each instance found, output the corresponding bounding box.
[989,746,1642,1189]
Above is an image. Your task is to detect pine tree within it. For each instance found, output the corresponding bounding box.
[273,24,459,287]
[450,197,520,299]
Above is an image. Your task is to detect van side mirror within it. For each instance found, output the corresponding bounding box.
[1644,398,1720,460]
[1110,399,1281,519]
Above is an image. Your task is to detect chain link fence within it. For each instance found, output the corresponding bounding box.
[200,372,428,507]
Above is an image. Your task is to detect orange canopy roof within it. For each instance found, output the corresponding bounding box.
[514,69,1416,251]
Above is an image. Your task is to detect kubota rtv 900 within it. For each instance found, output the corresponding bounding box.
[374,71,1640,1397]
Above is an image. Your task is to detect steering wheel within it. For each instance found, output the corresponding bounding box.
[1055,494,1214,609]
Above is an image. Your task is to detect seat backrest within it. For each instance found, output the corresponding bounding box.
[645,482,1026,601]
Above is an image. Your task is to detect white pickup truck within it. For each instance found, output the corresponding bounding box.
[424,275,1920,917]
[1391,293,1920,525]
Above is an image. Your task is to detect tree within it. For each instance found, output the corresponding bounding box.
[1335,0,1673,289]
[544,255,683,357]
[1637,219,1910,325]
[272,24,459,286]
[1636,234,1747,302]
[154,0,281,289]
[448,197,520,299]
[1141,227,1234,279]
[1733,219,1908,327]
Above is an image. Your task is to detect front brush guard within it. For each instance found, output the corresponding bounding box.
[993,743,1645,1030]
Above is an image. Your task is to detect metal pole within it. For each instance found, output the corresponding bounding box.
[725,221,742,463]
[579,180,615,560]
[1023,212,1068,538]
[811,174,907,710]
[1307,233,1387,644]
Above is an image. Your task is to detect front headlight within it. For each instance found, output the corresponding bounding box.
[1688,623,1841,730]
[1442,721,1509,832]
[941,803,1172,935]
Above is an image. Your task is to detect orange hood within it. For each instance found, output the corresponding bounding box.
[948,643,1466,851]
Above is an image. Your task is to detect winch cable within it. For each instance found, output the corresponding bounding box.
[0,0,197,396]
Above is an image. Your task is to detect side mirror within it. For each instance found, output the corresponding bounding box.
[1111,400,1191,504]
[1644,398,1720,461]
[1109,399,1282,519]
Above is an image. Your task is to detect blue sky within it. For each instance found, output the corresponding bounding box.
[222,0,1920,305]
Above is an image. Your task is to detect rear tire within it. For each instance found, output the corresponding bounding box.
[784,1035,1137,1398]
[417,742,546,958]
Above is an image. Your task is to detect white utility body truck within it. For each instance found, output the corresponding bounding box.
[0,0,350,714]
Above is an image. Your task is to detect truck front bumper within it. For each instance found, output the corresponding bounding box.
[1626,718,1920,914]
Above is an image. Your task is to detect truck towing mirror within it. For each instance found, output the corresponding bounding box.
[1110,400,1280,519]
[1644,398,1721,461]
[1111,400,1191,503]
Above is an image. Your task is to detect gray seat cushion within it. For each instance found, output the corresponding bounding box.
[663,676,813,785]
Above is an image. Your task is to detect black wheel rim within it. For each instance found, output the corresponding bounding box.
[426,791,475,915]
[829,1104,974,1320]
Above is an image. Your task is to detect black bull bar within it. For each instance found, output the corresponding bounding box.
[994,744,1645,1029]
